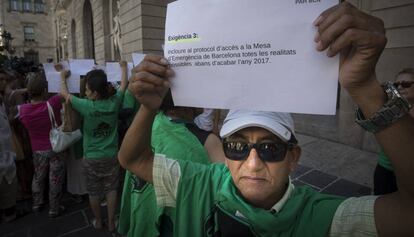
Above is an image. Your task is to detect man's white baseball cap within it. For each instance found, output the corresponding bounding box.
[220,110,296,142]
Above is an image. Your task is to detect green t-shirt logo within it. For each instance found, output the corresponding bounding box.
[131,174,148,193]
[93,122,112,138]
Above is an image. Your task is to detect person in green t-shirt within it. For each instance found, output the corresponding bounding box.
[118,90,226,237]
[119,3,414,237]
[374,68,414,195]
[59,61,128,232]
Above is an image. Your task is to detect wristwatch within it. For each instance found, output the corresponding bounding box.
[355,81,412,133]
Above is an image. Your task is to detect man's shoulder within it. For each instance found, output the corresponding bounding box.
[176,159,228,175]
[329,196,378,237]
[289,186,346,210]
[156,155,229,184]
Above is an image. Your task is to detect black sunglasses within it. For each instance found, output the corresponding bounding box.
[393,81,414,88]
[222,140,295,162]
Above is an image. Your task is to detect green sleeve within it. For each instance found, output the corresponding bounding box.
[115,89,125,107]
[70,95,92,116]
[123,89,139,110]
[378,150,393,171]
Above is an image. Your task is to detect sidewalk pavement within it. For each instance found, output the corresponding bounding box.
[293,133,377,196]
[0,133,378,237]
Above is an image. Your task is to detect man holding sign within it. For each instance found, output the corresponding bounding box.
[120,2,413,237]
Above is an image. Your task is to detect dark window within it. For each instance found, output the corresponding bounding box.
[34,0,44,13]
[9,0,20,11]
[24,50,39,64]
[22,0,32,12]
[24,26,35,41]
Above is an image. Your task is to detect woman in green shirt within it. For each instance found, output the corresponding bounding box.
[59,62,128,232]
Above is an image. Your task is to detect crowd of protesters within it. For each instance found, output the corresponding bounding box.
[1,57,413,236]
[1,2,414,236]
[0,57,222,235]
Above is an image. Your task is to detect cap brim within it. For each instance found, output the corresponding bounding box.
[220,116,291,142]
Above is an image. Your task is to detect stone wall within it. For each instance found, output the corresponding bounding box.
[2,0,56,63]
[61,0,168,64]
[120,0,168,62]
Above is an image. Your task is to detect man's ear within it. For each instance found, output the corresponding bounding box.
[288,146,301,172]
[224,158,229,167]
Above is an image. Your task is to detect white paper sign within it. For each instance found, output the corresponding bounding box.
[69,59,95,75]
[165,0,339,115]
[105,62,134,82]
[44,62,69,93]
[132,53,146,67]
[106,62,123,82]
[65,59,95,93]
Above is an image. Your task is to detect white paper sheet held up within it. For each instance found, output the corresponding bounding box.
[132,53,145,66]
[65,59,95,93]
[44,62,69,93]
[165,0,339,115]
[106,62,134,82]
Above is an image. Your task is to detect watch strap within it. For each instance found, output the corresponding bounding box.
[355,81,412,133]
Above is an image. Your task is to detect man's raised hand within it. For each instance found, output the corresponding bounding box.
[129,54,174,111]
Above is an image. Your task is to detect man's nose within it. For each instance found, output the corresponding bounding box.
[244,148,265,171]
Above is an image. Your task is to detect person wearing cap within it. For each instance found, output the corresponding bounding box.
[120,2,414,237]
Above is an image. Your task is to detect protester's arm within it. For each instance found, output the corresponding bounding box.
[204,133,226,163]
[315,2,414,236]
[58,70,90,115]
[59,70,71,103]
[119,61,128,92]
[10,88,27,96]
[118,55,173,183]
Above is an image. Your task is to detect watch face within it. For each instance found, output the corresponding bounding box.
[387,82,411,110]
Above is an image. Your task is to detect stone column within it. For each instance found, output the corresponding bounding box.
[120,0,169,61]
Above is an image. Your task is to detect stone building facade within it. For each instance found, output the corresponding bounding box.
[52,0,413,152]
[0,0,55,63]
[53,0,171,65]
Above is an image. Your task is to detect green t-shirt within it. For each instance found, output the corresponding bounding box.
[71,90,124,159]
[173,161,345,237]
[122,89,139,112]
[118,112,211,237]
[378,150,393,171]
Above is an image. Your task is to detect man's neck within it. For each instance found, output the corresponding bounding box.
[265,183,289,210]
[244,182,289,210]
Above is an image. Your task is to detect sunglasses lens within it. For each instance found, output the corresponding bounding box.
[223,141,288,162]
[257,143,287,162]
[223,142,248,160]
